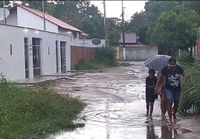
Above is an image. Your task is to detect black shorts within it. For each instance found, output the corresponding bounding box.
[146,92,156,103]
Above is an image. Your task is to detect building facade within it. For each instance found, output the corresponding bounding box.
[0,5,89,81]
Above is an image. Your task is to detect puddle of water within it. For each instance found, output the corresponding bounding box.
[43,61,200,139]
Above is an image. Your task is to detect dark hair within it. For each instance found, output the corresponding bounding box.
[168,57,176,64]
[148,69,155,74]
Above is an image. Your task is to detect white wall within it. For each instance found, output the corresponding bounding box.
[0,25,25,80]
[0,24,71,81]
[80,39,105,47]
[17,7,58,33]
[119,46,158,61]
[6,10,18,25]
[0,6,85,81]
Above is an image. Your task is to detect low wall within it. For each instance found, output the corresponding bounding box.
[119,45,158,60]
[71,46,97,69]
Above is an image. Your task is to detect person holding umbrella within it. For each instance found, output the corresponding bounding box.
[155,57,188,126]
[144,55,170,119]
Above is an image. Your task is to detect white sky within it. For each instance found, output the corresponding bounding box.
[90,1,148,21]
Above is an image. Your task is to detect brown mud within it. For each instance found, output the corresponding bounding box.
[46,61,200,139]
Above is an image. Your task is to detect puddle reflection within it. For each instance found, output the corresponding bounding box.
[44,62,198,139]
[146,125,157,139]
[146,124,182,139]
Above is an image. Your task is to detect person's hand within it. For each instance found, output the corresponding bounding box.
[155,87,161,95]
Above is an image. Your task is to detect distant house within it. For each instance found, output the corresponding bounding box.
[119,33,139,46]
[116,33,158,60]
[0,4,89,81]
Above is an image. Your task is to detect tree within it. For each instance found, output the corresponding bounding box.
[149,10,200,56]
[127,1,184,45]
[182,1,200,16]
[128,11,149,44]
[53,1,79,25]
[107,18,121,46]
[79,16,104,39]
[175,10,200,50]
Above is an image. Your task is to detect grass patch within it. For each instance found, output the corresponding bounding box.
[0,78,85,139]
[75,58,118,70]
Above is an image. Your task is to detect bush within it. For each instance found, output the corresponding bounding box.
[75,47,118,70]
[179,63,200,115]
[96,47,116,63]
[178,51,195,63]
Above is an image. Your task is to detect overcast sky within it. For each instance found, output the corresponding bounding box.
[90,1,147,21]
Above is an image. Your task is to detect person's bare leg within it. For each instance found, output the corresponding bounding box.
[161,93,167,119]
[166,99,173,125]
[146,103,149,115]
[173,100,179,123]
[150,102,154,118]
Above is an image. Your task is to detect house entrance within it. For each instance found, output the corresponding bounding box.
[56,41,59,73]
[24,38,29,78]
[60,41,66,73]
[32,38,41,77]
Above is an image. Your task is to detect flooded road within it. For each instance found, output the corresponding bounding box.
[46,61,200,139]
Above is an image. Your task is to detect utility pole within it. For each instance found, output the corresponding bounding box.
[42,0,46,31]
[3,0,6,24]
[122,0,126,60]
[103,0,108,47]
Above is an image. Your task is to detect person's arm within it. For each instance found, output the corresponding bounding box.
[155,73,164,95]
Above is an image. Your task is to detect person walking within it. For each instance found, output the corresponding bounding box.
[156,71,167,120]
[155,57,188,125]
[145,69,157,119]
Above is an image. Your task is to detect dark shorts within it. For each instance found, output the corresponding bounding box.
[146,92,156,103]
[164,88,181,101]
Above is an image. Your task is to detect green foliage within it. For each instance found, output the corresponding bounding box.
[80,16,105,39]
[128,12,149,44]
[182,1,200,16]
[107,18,121,46]
[108,29,120,46]
[75,47,118,70]
[0,80,85,139]
[178,51,195,63]
[74,59,100,70]
[96,47,116,63]
[149,10,200,56]
[179,63,200,115]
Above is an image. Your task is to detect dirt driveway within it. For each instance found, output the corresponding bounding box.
[46,61,200,139]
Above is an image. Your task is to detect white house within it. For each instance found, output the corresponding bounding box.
[119,33,139,45]
[0,4,88,81]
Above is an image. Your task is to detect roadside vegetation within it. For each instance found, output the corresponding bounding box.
[178,53,200,115]
[0,76,85,139]
[75,47,118,70]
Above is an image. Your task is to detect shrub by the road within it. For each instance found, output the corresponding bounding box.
[75,47,118,70]
[179,63,200,115]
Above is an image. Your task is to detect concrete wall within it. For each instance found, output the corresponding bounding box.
[0,25,25,81]
[119,45,158,60]
[80,39,105,48]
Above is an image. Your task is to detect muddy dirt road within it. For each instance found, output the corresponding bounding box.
[46,61,200,139]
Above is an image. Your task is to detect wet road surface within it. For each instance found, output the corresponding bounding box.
[45,61,200,139]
